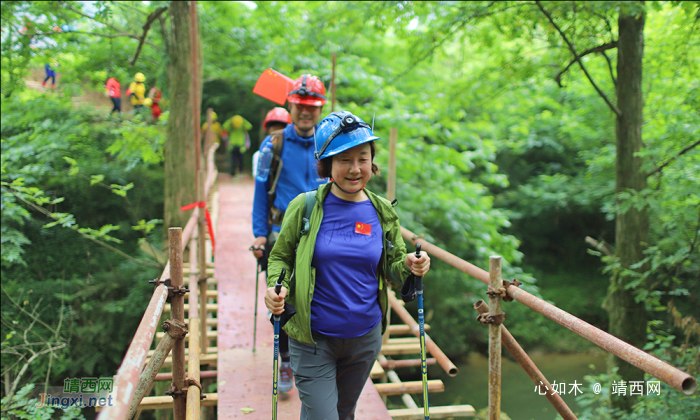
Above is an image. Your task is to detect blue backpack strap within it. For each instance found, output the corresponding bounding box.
[300,190,317,236]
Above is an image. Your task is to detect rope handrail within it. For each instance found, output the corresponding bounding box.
[98,143,220,420]
[401,226,698,396]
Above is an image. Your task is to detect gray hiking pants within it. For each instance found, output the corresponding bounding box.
[289,322,382,420]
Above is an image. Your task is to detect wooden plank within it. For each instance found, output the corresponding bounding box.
[156,330,217,340]
[370,360,386,379]
[388,405,476,419]
[183,277,218,285]
[95,394,218,412]
[148,346,218,357]
[150,353,218,368]
[387,324,430,335]
[380,342,423,355]
[163,303,218,312]
[374,380,444,396]
[387,337,420,345]
[183,269,215,277]
[183,262,215,268]
[185,289,217,299]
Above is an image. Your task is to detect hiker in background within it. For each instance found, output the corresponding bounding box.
[223,115,253,178]
[250,74,329,395]
[126,72,147,113]
[149,87,162,121]
[105,77,121,117]
[201,112,226,171]
[252,107,292,177]
[42,61,58,89]
[264,111,431,419]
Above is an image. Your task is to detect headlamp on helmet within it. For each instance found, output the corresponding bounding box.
[314,111,379,161]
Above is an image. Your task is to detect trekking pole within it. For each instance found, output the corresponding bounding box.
[253,259,260,353]
[415,244,430,419]
[249,245,265,353]
[272,267,286,420]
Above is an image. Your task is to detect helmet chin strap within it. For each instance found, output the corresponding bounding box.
[331,178,365,195]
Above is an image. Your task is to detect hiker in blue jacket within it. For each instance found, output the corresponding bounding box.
[250,74,329,394]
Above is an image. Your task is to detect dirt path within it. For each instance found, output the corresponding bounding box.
[25,68,136,113]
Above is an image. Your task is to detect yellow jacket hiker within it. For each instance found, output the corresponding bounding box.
[126,73,146,106]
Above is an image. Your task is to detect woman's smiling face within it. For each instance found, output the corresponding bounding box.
[330,143,373,200]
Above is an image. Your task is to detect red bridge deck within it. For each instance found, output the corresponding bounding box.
[215,174,392,420]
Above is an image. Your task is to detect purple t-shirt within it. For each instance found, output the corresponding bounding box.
[310,191,384,338]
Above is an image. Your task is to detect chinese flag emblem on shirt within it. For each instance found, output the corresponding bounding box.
[355,222,371,236]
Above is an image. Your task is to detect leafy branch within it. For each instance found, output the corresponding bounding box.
[1,287,68,401]
[554,41,618,87]
[360,1,521,105]
[130,6,168,67]
[646,139,700,178]
[2,183,160,269]
[536,1,622,118]
[68,167,164,265]
[37,30,159,49]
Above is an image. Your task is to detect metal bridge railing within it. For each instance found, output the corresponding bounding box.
[401,226,697,420]
[97,143,219,420]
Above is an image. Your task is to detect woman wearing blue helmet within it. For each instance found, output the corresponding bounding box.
[264,111,431,419]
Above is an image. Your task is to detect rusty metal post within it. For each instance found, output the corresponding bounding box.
[190,1,201,172]
[387,127,397,203]
[96,285,169,420]
[169,228,187,420]
[186,320,201,420]
[475,300,577,420]
[488,256,502,420]
[203,109,213,173]
[127,320,188,420]
[402,226,697,395]
[331,52,337,112]
[197,170,208,355]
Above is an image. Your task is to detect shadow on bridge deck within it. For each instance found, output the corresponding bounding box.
[215,174,391,419]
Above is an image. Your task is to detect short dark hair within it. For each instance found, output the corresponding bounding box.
[317,141,379,178]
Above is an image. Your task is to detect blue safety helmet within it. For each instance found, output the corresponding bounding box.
[314,111,380,160]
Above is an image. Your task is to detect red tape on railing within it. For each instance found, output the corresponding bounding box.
[181,201,215,252]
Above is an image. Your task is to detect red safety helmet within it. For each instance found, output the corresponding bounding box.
[286,74,327,107]
[263,107,292,130]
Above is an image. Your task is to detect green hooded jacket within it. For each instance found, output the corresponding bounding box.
[267,182,412,345]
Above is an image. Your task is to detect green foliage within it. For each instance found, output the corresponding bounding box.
[1,91,163,388]
[1,384,86,420]
[2,4,699,417]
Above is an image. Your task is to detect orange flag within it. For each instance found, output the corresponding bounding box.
[252,68,294,105]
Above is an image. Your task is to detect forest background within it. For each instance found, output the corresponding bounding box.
[1,1,699,419]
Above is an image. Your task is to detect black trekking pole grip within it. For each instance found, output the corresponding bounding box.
[415,244,423,291]
[275,267,286,295]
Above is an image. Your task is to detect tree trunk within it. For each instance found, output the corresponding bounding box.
[608,8,648,413]
[163,1,197,234]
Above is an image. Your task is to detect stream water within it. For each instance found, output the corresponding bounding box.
[426,352,608,420]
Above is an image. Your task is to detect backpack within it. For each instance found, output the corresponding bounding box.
[266,130,285,225]
[300,190,316,237]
